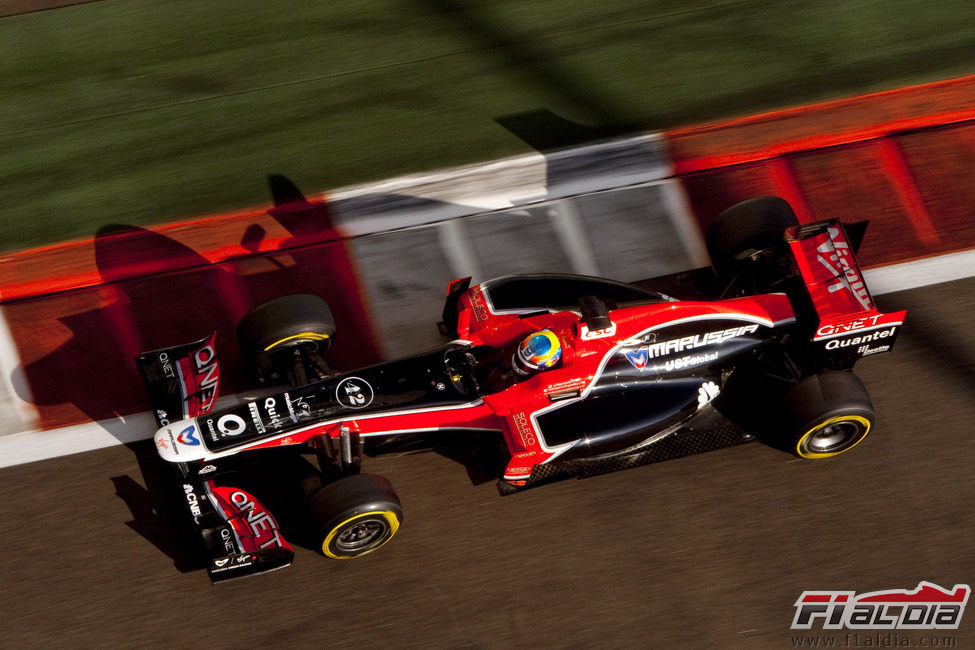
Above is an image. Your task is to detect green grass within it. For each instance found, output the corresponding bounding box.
[1,0,974,250]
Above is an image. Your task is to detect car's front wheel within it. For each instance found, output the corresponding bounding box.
[237,293,336,383]
[308,474,403,559]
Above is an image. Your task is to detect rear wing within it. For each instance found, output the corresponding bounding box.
[787,220,906,366]
[135,333,220,427]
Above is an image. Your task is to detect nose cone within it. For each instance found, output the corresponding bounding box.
[153,420,206,462]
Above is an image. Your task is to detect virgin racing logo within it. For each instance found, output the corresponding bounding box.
[817,225,872,311]
[792,582,970,630]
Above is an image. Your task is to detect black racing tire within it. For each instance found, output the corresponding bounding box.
[309,474,403,559]
[783,371,875,459]
[237,294,336,357]
[705,196,799,283]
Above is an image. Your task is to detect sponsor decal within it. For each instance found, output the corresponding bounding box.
[823,327,896,351]
[512,412,537,448]
[580,323,617,340]
[176,425,200,446]
[247,401,266,434]
[229,491,285,550]
[156,437,168,451]
[158,352,175,379]
[262,396,291,430]
[663,351,719,373]
[506,467,531,475]
[816,226,872,311]
[155,409,171,427]
[188,342,219,415]
[211,414,246,440]
[182,483,202,522]
[470,288,488,322]
[648,325,758,358]
[166,429,179,456]
[210,554,254,574]
[697,381,720,408]
[220,527,236,555]
[624,348,649,370]
[859,344,890,356]
[816,314,885,339]
[792,581,969,630]
[242,393,306,436]
[287,393,311,420]
[336,377,374,409]
[543,378,588,396]
[624,325,758,370]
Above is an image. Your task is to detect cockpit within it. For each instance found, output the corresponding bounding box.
[480,274,669,314]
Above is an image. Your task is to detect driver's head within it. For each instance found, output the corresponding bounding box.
[513,329,562,376]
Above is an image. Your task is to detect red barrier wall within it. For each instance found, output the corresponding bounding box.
[667,75,975,269]
[2,202,382,429]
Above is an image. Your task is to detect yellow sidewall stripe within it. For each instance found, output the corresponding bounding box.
[796,415,872,459]
[264,332,330,351]
[322,511,401,559]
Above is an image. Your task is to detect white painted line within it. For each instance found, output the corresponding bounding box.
[548,201,601,277]
[660,180,712,269]
[439,219,483,280]
[329,134,672,238]
[0,305,39,430]
[0,411,157,468]
[1,248,970,469]
[0,392,267,469]
[864,248,975,295]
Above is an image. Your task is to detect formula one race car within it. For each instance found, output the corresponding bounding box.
[137,196,905,581]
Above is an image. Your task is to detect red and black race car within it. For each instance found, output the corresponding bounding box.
[136,197,906,582]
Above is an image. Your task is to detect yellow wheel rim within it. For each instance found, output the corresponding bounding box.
[322,511,401,559]
[796,415,871,459]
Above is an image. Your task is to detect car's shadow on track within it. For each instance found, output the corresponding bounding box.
[111,442,328,577]
[11,173,392,435]
[111,440,205,575]
[111,436,509,576]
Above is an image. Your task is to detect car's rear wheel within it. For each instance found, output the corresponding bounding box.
[783,371,875,459]
[308,474,403,559]
[705,196,799,289]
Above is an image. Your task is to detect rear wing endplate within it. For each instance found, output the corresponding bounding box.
[787,220,906,364]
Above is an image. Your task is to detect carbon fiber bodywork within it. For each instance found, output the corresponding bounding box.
[501,407,753,494]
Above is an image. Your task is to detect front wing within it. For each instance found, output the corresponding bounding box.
[178,462,294,582]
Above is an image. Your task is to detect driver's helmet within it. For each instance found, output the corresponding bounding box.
[513,329,562,375]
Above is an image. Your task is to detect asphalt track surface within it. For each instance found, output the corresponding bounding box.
[0,276,972,648]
